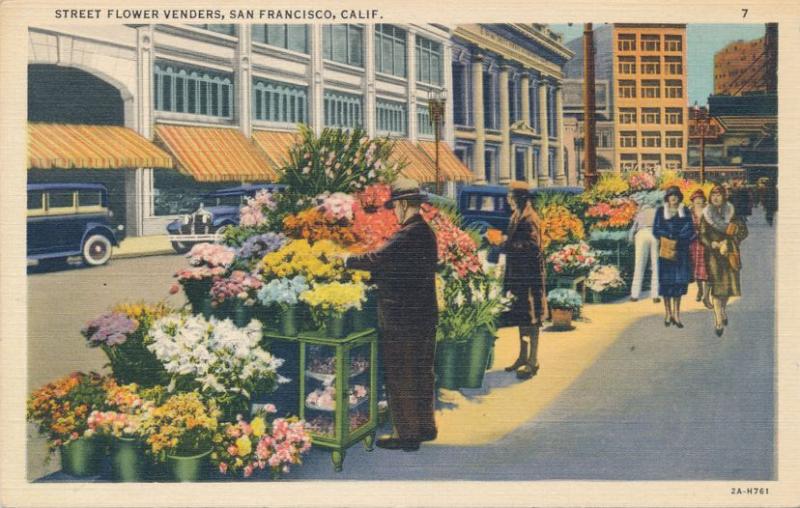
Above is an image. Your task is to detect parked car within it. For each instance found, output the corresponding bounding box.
[27,183,123,267]
[458,184,584,234]
[166,184,286,253]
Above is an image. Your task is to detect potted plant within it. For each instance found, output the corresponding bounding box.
[209,270,263,326]
[26,372,110,477]
[256,275,310,337]
[146,314,284,422]
[211,409,312,480]
[140,392,220,482]
[585,265,627,303]
[172,243,235,317]
[547,289,583,330]
[300,281,367,338]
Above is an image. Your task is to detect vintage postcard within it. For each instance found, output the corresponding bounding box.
[1,0,798,506]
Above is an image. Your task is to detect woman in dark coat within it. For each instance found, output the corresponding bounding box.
[653,186,695,328]
[501,181,547,380]
[699,183,748,336]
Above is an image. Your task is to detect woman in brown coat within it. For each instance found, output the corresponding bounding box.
[501,181,547,380]
[699,183,749,337]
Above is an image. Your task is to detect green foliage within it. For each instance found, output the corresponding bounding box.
[534,191,585,218]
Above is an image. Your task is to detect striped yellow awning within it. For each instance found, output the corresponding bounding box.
[28,123,173,170]
[390,139,438,183]
[155,125,278,182]
[251,129,300,171]
[418,140,474,182]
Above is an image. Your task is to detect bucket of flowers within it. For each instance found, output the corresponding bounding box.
[547,289,583,331]
[546,241,599,294]
[586,264,627,303]
[26,372,110,477]
[139,392,220,482]
[172,243,236,317]
[300,281,368,338]
[209,270,263,327]
[256,275,310,336]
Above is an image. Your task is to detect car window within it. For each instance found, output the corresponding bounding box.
[48,190,75,210]
[27,191,44,211]
[467,194,479,211]
[481,196,495,212]
[496,197,507,212]
[78,191,103,207]
[216,195,244,207]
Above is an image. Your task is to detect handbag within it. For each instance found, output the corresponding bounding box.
[659,237,677,261]
[725,222,738,237]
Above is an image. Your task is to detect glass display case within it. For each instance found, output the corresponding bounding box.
[262,328,379,472]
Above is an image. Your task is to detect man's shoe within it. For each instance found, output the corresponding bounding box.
[630,297,638,302]
[653,297,661,303]
[376,437,420,451]
[419,431,437,442]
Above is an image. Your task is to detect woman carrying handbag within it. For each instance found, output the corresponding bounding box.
[653,186,696,328]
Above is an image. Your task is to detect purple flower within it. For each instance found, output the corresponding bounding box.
[236,233,288,260]
[81,312,138,347]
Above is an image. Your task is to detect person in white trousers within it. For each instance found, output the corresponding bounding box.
[628,204,660,302]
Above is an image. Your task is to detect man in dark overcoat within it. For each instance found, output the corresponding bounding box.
[344,177,438,451]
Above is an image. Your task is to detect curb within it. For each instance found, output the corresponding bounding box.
[113,248,177,260]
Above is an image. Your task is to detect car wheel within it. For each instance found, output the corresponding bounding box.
[171,241,191,254]
[82,234,113,266]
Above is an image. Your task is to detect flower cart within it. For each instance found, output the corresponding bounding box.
[262,327,379,472]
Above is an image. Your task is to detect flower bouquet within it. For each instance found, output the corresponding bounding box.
[546,241,599,278]
[261,239,367,283]
[256,275,310,336]
[421,204,482,279]
[627,171,657,191]
[27,372,110,475]
[173,243,236,314]
[211,410,312,479]
[139,392,220,481]
[586,265,626,302]
[146,314,285,419]
[351,184,400,253]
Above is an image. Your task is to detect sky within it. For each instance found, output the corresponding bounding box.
[550,23,767,106]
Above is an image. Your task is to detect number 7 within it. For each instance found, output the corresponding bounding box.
[742,8,748,17]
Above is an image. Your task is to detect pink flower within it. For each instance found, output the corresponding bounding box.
[228,445,238,456]
[244,464,254,477]
[264,404,277,414]
[219,462,228,474]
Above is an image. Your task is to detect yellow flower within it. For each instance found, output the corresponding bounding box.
[235,436,252,456]
[250,417,266,438]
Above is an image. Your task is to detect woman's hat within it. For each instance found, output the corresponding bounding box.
[664,185,684,202]
[384,177,428,208]
[690,189,706,202]
[709,182,727,198]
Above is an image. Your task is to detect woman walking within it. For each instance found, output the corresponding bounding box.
[699,184,749,337]
[689,189,712,309]
[653,186,695,328]
[501,181,547,380]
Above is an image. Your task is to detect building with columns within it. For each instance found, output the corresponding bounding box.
[449,24,574,187]
[27,23,471,238]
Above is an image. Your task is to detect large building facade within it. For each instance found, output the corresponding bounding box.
[714,37,767,96]
[449,24,574,186]
[28,23,471,237]
[563,24,688,174]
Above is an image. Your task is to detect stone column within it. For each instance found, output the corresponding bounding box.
[554,84,567,185]
[472,54,485,183]
[520,73,531,127]
[498,64,511,184]
[310,25,325,135]
[538,81,550,185]
[363,24,377,138]
[526,146,534,185]
[236,25,253,138]
[442,41,455,145]
[406,28,418,141]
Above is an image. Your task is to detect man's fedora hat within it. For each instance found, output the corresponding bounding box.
[384,177,429,208]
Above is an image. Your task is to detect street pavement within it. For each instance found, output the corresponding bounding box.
[26,210,775,481]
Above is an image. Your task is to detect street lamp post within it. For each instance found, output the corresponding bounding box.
[428,89,447,195]
[692,102,710,184]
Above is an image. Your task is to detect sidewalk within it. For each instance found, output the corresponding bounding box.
[113,235,175,259]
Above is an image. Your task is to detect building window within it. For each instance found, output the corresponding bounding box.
[665,80,683,98]
[376,99,407,136]
[454,143,473,170]
[619,131,637,148]
[452,59,472,126]
[618,34,636,52]
[641,153,662,171]
[191,24,236,36]
[665,107,683,124]
[641,80,661,99]
[619,108,637,124]
[153,170,227,216]
[252,25,308,54]
[375,24,406,77]
[533,146,541,179]
[618,56,636,75]
[640,56,660,75]
[323,90,362,129]
[509,75,522,124]
[484,146,498,183]
[483,69,499,130]
[618,80,637,98]
[665,35,683,52]
[323,25,364,67]
[547,86,557,137]
[665,131,683,148]
[154,62,233,118]
[641,107,660,124]
[596,130,612,148]
[253,79,308,124]
[548,147,557,181]
[418,105,433,136]
[665,56,683,75]
[641,34,660,52]
[514,146,527,181]
[416,36,443,85]
[665,154,682,169]
[530,80,540,131]
[641,131,661,148]
[620,153,638,171]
